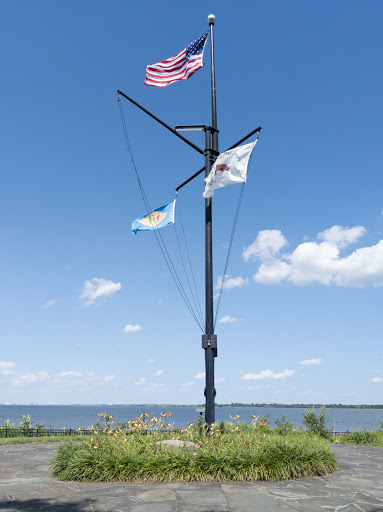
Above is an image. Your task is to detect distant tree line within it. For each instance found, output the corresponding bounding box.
[112,403,383,409]
[216,403,383,409]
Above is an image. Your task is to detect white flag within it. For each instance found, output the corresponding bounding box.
[203,140,257,198]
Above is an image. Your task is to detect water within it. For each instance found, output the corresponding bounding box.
[1,405,383,432]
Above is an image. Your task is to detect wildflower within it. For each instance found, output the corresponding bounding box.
[97,413,106,418]
[234,414,240,420]
[93,443,99,449]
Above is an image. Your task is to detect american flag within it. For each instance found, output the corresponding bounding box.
[145,32,209,87]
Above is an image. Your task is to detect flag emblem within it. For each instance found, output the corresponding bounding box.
[139,211,167,227]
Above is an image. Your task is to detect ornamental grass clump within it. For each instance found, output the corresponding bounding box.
[333,429,383,447]
[51,412,337,483]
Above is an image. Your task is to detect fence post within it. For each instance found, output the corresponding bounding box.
[5,429,7,438]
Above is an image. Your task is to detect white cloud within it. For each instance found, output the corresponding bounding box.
[18,371,50,383]
[43,300,56,309]
[123,324,143,334]
[241,369,295,381]
[371,377,383,383]
[147,359,156,364]
[256,384,271,390]
[253,260,290,285]
[317,225,366,248]
[155,370,163,377]
[81,277,121,306]
[246,226,383,288]
[181,381,194,387]
[239,384,272,391]
[243,230,288,262]
[300,358,324,366]
[57,371,82,377]
[194,372,205,380]
[215,377,225,384]
[134,377,146,386]
[218,315,238,323]
[0,361,16,375]
[216,275,248,290]
[10,368,116,387]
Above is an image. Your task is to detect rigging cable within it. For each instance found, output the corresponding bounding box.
[213,182,245,330]
[213,134,260,329]
[118,96,204,332]
[174,194,205,327]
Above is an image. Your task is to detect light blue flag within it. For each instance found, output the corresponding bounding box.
[131,199,176,234]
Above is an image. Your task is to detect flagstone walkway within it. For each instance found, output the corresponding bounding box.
[1,443,383,511]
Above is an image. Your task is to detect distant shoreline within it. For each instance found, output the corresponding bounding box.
[2,403,383,409]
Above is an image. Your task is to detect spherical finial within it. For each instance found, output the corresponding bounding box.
[208,14,215,25]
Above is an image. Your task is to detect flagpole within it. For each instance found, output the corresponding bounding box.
[204,14,218,425]
[209,14,218,149]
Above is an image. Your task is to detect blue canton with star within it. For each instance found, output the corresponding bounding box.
[185,32,208,63]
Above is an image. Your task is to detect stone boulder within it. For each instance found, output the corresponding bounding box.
[156,440,197,452]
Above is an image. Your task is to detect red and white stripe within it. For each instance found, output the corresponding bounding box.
[145,46,204,87]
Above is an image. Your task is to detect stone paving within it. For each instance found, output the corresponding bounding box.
[0,443,383,511]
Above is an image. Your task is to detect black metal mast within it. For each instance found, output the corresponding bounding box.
[118,14,261,426]
[203,14,218,425]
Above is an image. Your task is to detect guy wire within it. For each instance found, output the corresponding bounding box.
[118,97,204,331]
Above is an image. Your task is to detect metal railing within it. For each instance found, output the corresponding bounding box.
[0,428,92,438]
[0,427,352,439]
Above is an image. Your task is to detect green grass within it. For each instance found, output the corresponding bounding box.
[333,429,383,447]
[51,423,337,483]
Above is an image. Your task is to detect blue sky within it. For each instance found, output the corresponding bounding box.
[1,1,382,405]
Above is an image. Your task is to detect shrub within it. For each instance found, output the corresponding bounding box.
[0,419,15,430]
[301,406,332,439]
[275,415,294,435]
[19,415,34,437]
